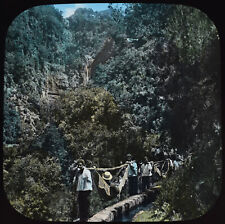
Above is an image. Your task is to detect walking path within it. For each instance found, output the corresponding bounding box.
[88,186,160,222]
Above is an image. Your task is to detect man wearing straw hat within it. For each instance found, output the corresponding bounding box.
[102,171,120,199]
[102,171,113,182]
[73,159,92,222]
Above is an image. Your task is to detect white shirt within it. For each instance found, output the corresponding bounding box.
[140,162,152,176]
[75,167,93,191]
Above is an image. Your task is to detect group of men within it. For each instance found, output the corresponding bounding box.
[69,153,154,221]
[126,153,153,195]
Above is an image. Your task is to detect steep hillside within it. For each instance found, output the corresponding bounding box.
[3,3,222,222]
[4,6,115,143]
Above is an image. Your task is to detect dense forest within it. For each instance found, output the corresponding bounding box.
[3,3,222,222]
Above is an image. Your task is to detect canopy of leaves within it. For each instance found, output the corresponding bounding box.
[53,87,145,167]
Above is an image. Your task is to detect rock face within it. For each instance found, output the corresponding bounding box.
[6,93,42,142]
[4,66,81,144]
[88,190,155,222]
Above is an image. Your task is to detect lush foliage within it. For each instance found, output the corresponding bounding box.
[123,3,174,38]
[3,101,21,144]
[54,87,144,167]
[153,147,222,220]
[5,5,65,97]
[119,3,222,221]
[133,202,182,222]
[3,145,73,221]
[93,37,170,132]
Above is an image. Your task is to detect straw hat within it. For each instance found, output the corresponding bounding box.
[102,171,113,181]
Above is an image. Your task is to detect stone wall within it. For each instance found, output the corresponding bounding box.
[88,189,157,222]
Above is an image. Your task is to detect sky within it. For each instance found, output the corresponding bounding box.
[54,3,112,18]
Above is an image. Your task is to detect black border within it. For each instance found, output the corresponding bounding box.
[1,0,224,224]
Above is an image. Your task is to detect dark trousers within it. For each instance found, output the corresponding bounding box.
[141,176,150,192]
[78,190,91,221]
[128,176,138,196]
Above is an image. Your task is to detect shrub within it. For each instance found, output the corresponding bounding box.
[3,149,73,221]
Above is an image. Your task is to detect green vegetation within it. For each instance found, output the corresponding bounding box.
[3,101,21,144]
[54,87,142,167]
[133,202,182,222]
[3,3,221,222]
[3,145,73,221]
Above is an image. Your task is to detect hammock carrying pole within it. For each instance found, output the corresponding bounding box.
[88,163,127,171]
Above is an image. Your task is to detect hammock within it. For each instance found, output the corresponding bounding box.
[161,159,173,178]
[91,164,129,200]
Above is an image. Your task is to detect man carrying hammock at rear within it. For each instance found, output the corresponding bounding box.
[126,153,138,196]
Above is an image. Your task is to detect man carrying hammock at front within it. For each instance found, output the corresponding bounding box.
[70,159,92,222]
